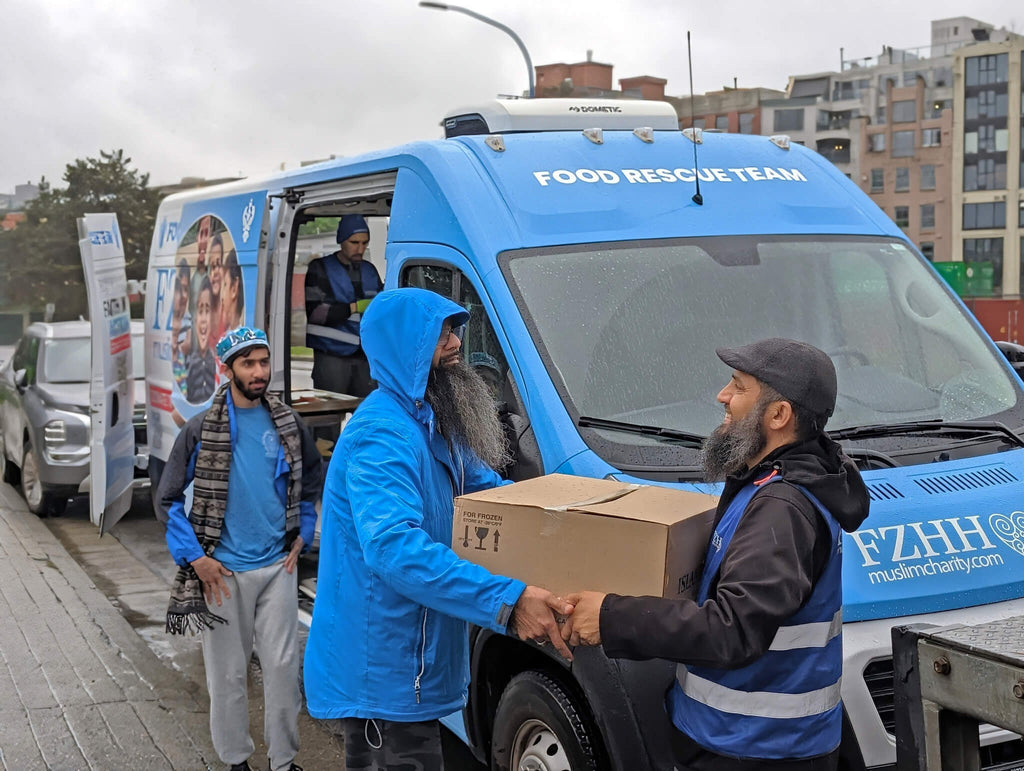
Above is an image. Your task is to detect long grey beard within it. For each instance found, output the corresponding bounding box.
[425,358,511,472]
[699,402,768,481]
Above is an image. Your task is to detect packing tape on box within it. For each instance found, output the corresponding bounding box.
[546,484,643,513]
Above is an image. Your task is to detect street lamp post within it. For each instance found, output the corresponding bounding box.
[418,2,535,98]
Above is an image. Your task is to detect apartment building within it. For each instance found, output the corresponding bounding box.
[948,38,1024,337]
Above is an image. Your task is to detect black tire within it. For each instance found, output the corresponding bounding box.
[0,432,19,484]
[21,439,67,516]
[491,671,601,771]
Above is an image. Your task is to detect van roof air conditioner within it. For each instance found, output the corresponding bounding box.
[442,98,680,137]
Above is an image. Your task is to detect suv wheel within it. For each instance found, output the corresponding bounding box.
[0,432,19,484]
[491,671,602,771]
[21,439,67,516]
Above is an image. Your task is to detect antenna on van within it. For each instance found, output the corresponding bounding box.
[686,31,703,206]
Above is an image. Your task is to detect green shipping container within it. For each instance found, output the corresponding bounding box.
[964,261,995,297]
[933,262,967,296]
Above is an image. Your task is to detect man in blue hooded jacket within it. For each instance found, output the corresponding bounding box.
[304,288,573,770]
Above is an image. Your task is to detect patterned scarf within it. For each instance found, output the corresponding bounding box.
[166,383,304,635]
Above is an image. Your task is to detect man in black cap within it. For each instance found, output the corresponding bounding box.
[304,214,383,396]
[561,338,870,771]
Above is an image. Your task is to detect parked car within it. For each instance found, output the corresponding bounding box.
[0,320,147,515]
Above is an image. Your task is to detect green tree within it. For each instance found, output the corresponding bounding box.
[0,150,159,320]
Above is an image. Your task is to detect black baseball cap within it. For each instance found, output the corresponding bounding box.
[716,338,837,419]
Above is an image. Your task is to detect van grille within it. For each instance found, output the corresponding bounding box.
[914,466,1018,495]
[864,657,1024,770]
[863,657,895,733]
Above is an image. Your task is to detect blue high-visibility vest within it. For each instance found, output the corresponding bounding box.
[668,473,844,760]
[306,257,381,357]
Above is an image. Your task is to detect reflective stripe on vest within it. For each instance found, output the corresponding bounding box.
[306,324,361,346]
[675,666,842,720]
[769,608,842,651]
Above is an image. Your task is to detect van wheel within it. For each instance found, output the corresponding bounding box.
[491,671,601,771]
[1,433,19,484]
[21,439,66,516]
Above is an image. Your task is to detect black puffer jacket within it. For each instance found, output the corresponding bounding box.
[600,434,870,668]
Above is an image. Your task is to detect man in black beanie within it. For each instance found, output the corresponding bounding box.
[304,214,383,396]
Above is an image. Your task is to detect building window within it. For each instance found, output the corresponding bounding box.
[964,158,1007,191]
[920,164,936,190]
[773,109,804,132]
[692,118,706,130]
[920,242,935,261]
[921,128,941,147]
[892,130,915,157]
[966,90,1009,119]
[894,206,910,228]
[892,100,916,122]
[739,113,754,134]
[927,99,951,118]
[868,133,886,152]
[816,138,850,164]
[895,167,910,191]
[870,168,884,192]
[875,105,886,125]
[963,202,1007,229]
[715,115,729,131]
[965,54,1009,86]
[963,238,1003,294]
[920,204,935,229]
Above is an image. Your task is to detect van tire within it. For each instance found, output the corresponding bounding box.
[21,439,66,516]
[490,670,600,771]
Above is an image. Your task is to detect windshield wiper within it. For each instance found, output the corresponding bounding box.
[577,416,706,448]
[828,419,1024,449]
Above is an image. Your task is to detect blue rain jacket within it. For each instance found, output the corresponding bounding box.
[303,287,525,720]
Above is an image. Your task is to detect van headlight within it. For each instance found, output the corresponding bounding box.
[44,419,67,448]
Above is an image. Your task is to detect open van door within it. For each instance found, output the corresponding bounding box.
[79,213,136,533]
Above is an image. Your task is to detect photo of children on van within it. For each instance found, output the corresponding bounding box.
[172,214,246,405]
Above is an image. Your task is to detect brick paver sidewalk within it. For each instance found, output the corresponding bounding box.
[0,484,216,770]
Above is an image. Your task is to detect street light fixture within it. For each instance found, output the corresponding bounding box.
[418,2,535,98]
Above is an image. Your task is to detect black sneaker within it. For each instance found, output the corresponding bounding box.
[229,763,251,771]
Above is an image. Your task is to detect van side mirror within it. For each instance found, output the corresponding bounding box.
[14,368,27,389]
[995,341,1024,375]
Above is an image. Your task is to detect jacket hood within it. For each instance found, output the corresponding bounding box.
[757,434,870,532]
[361,288,470,404]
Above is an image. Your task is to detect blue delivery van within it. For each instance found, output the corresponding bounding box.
[144,98,1024,770]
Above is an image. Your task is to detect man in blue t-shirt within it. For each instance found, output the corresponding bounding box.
[158,327,322,771]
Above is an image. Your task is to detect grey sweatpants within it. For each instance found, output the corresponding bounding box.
[201,558,300,771]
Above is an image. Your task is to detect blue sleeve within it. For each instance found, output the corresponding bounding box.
[341,422,524,633]
[163,443,204,566]
[461,449,512,494]
[299,501,317,552]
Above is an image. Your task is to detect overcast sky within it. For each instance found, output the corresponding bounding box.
[2,0,1020,194]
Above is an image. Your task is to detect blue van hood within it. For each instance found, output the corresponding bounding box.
[609,449,1024,622]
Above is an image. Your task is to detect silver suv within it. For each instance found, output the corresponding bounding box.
[0,321,146,515]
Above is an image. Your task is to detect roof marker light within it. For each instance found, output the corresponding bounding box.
[769,134,791,150]
[633,127,654,143]
[485,135,506,152]
[582,127,604,145]
[682,127,703,144]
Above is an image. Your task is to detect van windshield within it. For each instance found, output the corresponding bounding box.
[42,335,146,383]
[502,236,1021,468]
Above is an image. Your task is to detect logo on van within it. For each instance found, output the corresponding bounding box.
[242,198,256,243]
[158,218,178,248]
[990,511,1024,557]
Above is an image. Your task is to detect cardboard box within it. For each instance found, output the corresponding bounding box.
[452,474,718,600]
